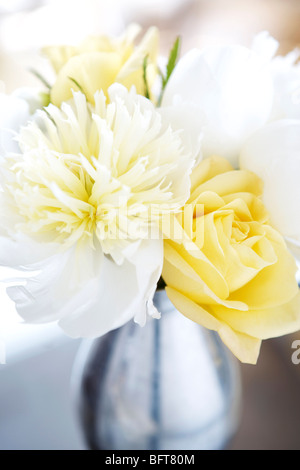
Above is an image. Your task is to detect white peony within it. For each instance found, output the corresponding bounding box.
[0,84,194,337]
[162,37,275,167]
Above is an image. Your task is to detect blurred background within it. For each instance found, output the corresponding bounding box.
[0,0,300,450]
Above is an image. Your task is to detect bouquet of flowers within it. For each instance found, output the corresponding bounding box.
[0,24,299,365]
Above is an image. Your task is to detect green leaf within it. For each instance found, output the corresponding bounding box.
[157,36,181,107]
[143,55,151,100]
[164,36,181,86]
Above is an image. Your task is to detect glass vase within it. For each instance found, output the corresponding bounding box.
[71,289,242,450]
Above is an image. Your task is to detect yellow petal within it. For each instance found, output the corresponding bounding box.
[169,239,230,300]
[116,26,159,81]
[193,190,225,213]
[51,52,122,106]
[202,213,265,292]
[230,237,299,309]
[163,242,220,305]
[223,192,269,224]
[43,45,78,74]
[166,287,261,364]
[190,155,233,193]
[189,170,263,204]
[213,289,300,340]
[163,156,300,364]
[163,242,247,311]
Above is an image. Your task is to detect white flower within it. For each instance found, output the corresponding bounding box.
[0,84,193,337]
[162,38,275,167]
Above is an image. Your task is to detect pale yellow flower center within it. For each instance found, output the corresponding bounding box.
[4,89,187,261]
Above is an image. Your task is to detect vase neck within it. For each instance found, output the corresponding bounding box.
[153,289,174,315]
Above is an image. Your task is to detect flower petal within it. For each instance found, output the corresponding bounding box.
[5,238,163,338]
[0,92,30,154]
[163,45,274,166]
[6,245,93,324]
[270,49,300,120]
[50,52,122,106]
[240,120,300,251]
[229,231,299,309]
[116,26,159,81]
[158,101,204,163]
[58,239,164,337]
[0,234,60,268]
[212,290,300,341]
[163,241,248,311]
[166,287,261,364]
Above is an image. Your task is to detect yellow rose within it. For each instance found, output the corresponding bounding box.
[162,156,300,364]
[43,24,159,106]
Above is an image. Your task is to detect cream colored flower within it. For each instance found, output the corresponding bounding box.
[0,84,193,337]
[162,156,300,364]
[44,24,159,106]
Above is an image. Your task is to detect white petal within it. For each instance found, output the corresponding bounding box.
[116,26,159,81]
[6,243,100,324]
[0,234,60,269]
[0,93,30,154]
[13,87,44,115]
[251,31,279,62]
[58,239,164,337]
[270,50,300,120]
[128,238,164,326]
[7,237,164,338]
[240,120,300,251]
[163,45,274,166]
[159,100,204,164]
